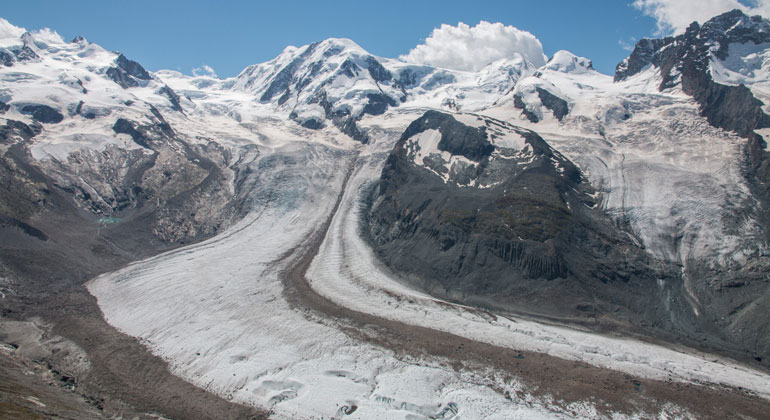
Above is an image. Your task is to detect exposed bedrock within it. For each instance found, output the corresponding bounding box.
[614,9,770,365]
[0,107,263,417]
[617,10,770,187]
[19,104,64,124]
[106,53,152,89]
[0,107,246,289]
[365,110,768,365]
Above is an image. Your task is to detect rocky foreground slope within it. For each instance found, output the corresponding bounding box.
[1,9,770,420]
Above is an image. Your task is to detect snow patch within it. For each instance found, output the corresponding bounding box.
[545,50,594,74]
[404,128,477,184]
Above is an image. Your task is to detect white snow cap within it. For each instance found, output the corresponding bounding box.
[633,0,770,34]
[545,50,594,73]
[401,21,547,71]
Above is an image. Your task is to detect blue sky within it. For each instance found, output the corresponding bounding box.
[0,1,715,76]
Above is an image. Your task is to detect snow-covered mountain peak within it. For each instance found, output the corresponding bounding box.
[316,37,367,54]
[616,9,770,83]
[231,38,380,106]
[697,10,770,105]
[699,8,770,43]
[544,50,594,74]
[612,8,770,144]
[476,54,534,79]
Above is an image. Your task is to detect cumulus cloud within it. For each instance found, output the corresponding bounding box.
[401,21,547,71]
[0,18,25,41]
[32,27,64,46]
[0,18,64,47]
[633,0,770,34]
[192,64,218,78]
[618,39,635,51]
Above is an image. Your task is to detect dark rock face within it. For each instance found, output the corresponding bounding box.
[73,100,84,116]
[614,37,670,82]
[362,93,397,116]
[14,46,39,62]
[0,119,39,145]
[404,110,494,160]
[0,122,260,420]
[0,123,51,243]
[338,58,360,78]
[259,42,319,102]
[614,8,770,201]
[113,118,150,148]
[691,79,770,137]
[336,115,369,143]
[536,87,569,121]
[616,10,770,84]
[25,105,240,243]
[365,56,392,83]
[115,53,151,80]
[0,44,41,66]
[113,107,173,150]
[397,68,427,88]
[158,85,183,113]
[302,88,371,143]
[514,88,569,123]
[299,118,324,129]
[20,105,64,124]
[366,111,684,328]
[0,49,14,66]
[513,94,540,123]
[106,53,152,88]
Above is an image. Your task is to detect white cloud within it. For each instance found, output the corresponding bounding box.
[32,27,64,46]
[401,21,547,71]
[192,64,218,78]
[633,0,770,34]
[618,39,634,51]
[0,18,25,41]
